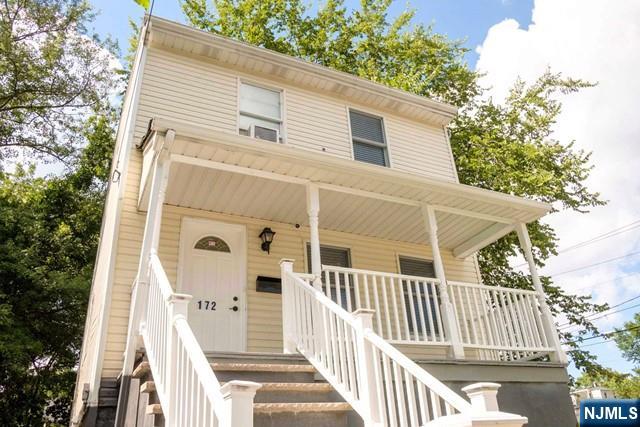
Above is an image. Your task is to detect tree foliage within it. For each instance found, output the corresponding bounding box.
[614,313,640,366]
[0,0,115,164]
[0,112,115,426]
[181,0,608,371]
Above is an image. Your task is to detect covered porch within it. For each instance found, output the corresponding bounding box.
[134,118,566,365]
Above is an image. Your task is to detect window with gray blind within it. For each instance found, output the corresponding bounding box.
[306,244,354,310]
[349,110,389,167]
[399,256,440,336]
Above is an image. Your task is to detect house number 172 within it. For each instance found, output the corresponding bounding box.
[197,300,216,310]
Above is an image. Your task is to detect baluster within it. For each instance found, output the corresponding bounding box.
[393,362,408,426]
[390,277,402,341]
[399,278,411,341]
[463,286,478,345]
[381,276,392,340]
[345,272,353,312]
[353,273,362,309]
[372,275,383,337]
[363,274,371,309]
[404,371,419,427]
[470,287,487,346]
[414,280,428,342]
[382,354,398,427]
[423,281,436,342]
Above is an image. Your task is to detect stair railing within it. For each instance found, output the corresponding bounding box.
[280,259,528,427]
[141,252,260,426]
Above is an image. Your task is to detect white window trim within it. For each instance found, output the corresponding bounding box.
[347,107,392,168]
[237,77,287,143]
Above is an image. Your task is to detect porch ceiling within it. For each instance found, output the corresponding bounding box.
[141,118,551,257]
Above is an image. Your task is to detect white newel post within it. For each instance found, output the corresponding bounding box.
[515,223,567,364]
[353,309,382,426]
[221,381,262,427]
[462,383,528,427]
[306,183,322,290]
[423,205,465,359]
[122,130,175,377]
[166,293,191,425]
[280,259,297,354]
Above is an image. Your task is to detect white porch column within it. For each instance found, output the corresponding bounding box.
[306,183,322,289]
[122,130,175,377]
[515,223,567,364]
[422,205,465,359]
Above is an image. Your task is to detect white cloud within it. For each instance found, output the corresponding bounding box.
[475,0,640,370]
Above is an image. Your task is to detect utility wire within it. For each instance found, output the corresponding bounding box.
[566,272,640,295]
[558,294,640,328]
[563,324,640,345]
[548,250,640,278]
[573,338,617,349]
[559,220,640,254]
[513,219,640,268]
[560,303,640,332]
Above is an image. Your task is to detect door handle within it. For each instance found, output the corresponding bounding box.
[229,306,239,312]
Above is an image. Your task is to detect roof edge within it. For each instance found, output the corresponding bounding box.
[148,16,459,123]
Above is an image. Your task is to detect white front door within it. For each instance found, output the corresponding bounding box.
[178,218,246,352]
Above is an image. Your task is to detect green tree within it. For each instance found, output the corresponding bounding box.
[0,0,116,164]
[181,0,607,371]
[0,112,115,426]
[613,313,640,366]
[576,368,640,399]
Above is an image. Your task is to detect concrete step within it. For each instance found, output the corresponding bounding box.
[253,402,352,427]
[145,403,163,415]
[140,381,156,394]
[133,361,151,379]
[211,362,317,383]
[206,351,308,365]
[252,382,341,403]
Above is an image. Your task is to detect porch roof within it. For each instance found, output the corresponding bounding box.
[139,118,551,258]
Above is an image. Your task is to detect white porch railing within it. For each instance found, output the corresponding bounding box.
[142,253,260,426]
[321,265,557,361]
[142,253,226,425]
[448,281,555,360]
[281,261,527,427]
[322,266,447,345]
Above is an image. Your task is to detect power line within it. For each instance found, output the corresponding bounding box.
[558,294,640,328]
[560,303,640,331]
[559,220,640,254]
[573,338,617,349]
[564,272,640,295]
[548,250,640,278]
[563,324,640,345]
[513,219,640,268]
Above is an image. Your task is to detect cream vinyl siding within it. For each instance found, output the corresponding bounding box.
[134,47,457,181]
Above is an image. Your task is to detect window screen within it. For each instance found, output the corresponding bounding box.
[239,82,282,141]
[306,244,354,310]
[399,256,440,337]
[349,110,388,166]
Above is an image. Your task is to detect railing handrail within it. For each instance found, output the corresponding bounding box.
[149,252,176,300]
[173,317,227,421]
[288,272,360,332]
[448,280,539,296]
[363,330,473,412]
[286,269,474,422]
[322,264,441,284]
[144,254,227,425]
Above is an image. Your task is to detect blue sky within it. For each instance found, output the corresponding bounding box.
[89,0,533,67]
[88,0,640,379]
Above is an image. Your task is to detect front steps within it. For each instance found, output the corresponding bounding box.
[124,352,360,426]
[209,352,361,427]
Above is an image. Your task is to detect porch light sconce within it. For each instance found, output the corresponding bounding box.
[259,227,276,254]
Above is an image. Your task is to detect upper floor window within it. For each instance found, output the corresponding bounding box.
[239,82,282,143]
[349,110,389,167]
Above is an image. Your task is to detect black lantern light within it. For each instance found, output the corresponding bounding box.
[259,227,276,254]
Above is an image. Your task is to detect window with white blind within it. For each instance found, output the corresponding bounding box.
[349,109,389,167]
[306,244,354,310]
[399,256,441,336]
[238,82,282,142]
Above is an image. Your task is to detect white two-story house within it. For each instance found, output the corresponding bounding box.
[71,16,577,427]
